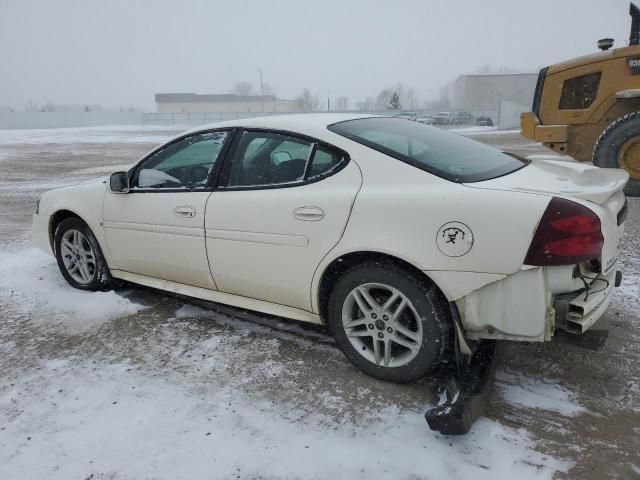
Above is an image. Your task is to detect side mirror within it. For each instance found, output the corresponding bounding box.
[109,171,130,193]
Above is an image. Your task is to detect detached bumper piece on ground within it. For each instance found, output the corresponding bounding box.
[425,341,497,435]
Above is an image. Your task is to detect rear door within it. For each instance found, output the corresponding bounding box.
[102,130,231,288]
[204,129,362,311]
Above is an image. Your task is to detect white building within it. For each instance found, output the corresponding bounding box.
[155,93,295,114]
[451,73,538,111]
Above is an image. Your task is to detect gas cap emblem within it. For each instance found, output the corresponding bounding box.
[437,222,473,257]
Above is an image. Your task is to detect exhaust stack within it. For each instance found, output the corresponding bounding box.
[631,2,640,45]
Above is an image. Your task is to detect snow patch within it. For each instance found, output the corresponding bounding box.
[0,359,571,480]
[496,371,586,417]
[451,126,518,135]
[615,274,640,301]
[0,125,182,145]
[0,247,143,332]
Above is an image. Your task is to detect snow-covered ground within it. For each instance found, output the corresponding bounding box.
[0,247,570,480]
[449,126,516,135]
[0,125,180,145]
[1,126,639,479]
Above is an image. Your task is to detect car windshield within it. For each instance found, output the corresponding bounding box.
[328,117,528,182]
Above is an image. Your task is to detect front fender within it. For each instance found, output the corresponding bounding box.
[37,181,112,266]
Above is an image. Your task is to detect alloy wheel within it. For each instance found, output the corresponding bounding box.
[341,283,423,368]
[60,229,97,285]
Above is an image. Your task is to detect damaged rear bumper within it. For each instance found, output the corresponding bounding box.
[457,263,619,342]
[425,341,497,435]
[554,267,619,334]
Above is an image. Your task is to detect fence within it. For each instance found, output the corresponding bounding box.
[141,109,500,127]
[0,111,142,130]
[0,109,500,130]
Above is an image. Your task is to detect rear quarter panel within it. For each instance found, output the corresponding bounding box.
[313,149,551,305]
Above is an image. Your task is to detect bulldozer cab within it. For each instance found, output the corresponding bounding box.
[521,3,640,195]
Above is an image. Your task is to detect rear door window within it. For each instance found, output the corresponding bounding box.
[222,130,347,188]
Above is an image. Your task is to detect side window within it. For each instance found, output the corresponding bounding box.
[224,130,348,188]
[132,131,228,189]
[559,72,601,110]
[307,146,344,180]
[227,131,314,187]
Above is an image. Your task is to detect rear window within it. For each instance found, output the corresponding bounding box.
[328,117,528,183]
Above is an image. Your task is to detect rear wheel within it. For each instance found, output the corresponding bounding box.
[54,217,111,291]
[593,112,640,196]
[327,262,451,383]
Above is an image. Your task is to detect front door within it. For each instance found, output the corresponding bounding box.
[103,130,231,289]
[204,129,361,311]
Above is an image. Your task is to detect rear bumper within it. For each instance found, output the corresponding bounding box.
[32,213,53,256]
[459,264,619,342]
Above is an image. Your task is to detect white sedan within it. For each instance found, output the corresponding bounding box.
[32,114,628,383]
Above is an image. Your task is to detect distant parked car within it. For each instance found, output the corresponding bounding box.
[452,112,475,125]
[432,113,451,126]
[416,116,435,125]
[33,114,627,384]
[396,111,417,121]
[475,115,494,127]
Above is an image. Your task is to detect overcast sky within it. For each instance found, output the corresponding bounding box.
[0,0,632,110]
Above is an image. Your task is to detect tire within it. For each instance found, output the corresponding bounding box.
[53,217,112,291]
[593,112,640,197]
[327,262,452,383]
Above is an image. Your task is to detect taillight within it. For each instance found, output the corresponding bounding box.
[524,197,603,266]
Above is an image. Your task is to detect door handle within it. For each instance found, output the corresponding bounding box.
[174,205,196,218]
[293,206,325,221]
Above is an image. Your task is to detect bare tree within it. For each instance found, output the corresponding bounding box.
[231,81,254,96]
[378,83,417,109]
[376,89,393,109]
[406,88,419,109]
[393,83,406,107]
[389,92,401,110]
[294,88,318,112]
[334,96,349,110]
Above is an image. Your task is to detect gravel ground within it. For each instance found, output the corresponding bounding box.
[0,125,638,480]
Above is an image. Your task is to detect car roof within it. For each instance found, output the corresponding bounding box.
[184,113,379,140]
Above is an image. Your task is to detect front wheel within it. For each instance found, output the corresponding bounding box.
[593,112,640,197]
[54,217,111,291]
[328,262,451,383]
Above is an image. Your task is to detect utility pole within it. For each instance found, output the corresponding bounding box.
[327,90,330,111]
[257,67,264,112]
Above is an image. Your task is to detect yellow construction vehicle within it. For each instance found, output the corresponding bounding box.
[521,2,640,196]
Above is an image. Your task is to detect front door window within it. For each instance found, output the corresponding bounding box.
[131,131,229,189]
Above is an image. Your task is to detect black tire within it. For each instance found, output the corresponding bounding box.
[327,262,452,383]
[593,112,640,197]
[53,217,112,291]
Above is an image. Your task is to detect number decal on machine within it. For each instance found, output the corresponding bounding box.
[626,56,640,75]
